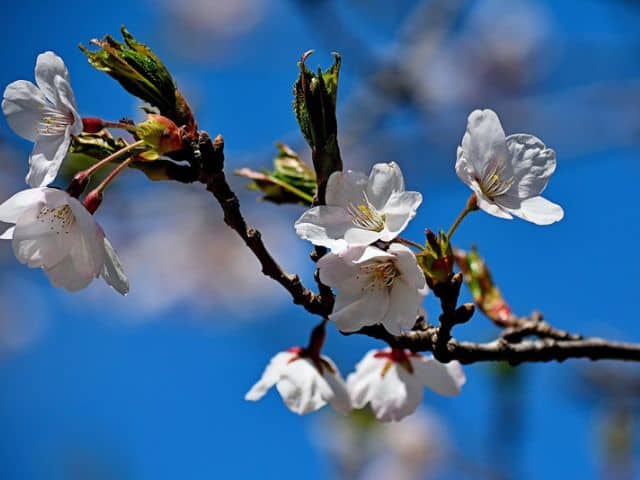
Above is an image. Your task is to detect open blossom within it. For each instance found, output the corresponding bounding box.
[295,162,422,251]
[347,349,466,422]
[456,109,563,225]
[317,244,427,335]
[3,52,82,187]
[0,188,129,294]
[245,348,351,415]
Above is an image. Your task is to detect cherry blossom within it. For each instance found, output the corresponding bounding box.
[455,109,563,225]
[0,188,128,294]
[347,349,466,422]
[295,162,422,251]
[245,348,351,415]
[317,244,427,335]
[2,52,82,187]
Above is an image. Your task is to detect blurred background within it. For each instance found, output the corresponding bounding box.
[1,0,639,478]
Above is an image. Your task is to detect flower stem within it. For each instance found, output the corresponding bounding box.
[92,154,138,195]
[102,120,137,132]
[447,194,478,239]
[80,139,145,179]
[395,237,424,250]
[306,318,328,359]
[268,176,315,204]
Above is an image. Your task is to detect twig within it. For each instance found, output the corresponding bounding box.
[194,131,332,318]
[164,129,640,366]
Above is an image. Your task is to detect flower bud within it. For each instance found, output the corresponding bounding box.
[293,51,342,202]
[83,189,103,214]
[80,26,195,134]
[416,229,454,288]
[66,171,90,198]
[134,114,183,161]
[81,117,105,133]
[454,247,512,324]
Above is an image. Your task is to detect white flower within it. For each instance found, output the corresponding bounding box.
[347,349,466,422]
[295,162,422,251]
[456,109,564,225]
[318,244,427,335]
[0,188,129,294]
[245,348,351,415]
[3,52,82,187]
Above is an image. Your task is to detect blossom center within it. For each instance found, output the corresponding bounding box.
[374,349,418,375]
[36,204,76,235]
[38,106,73,136]
[346,193,386,232]
[478,162,514,198]
[359,260,400,291]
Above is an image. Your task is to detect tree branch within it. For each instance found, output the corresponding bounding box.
[192,131,332,318]
[165,129,640,366]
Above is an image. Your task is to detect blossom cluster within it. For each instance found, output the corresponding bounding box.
[246,108,562,420]
[1,52,183,294]
[1,47,564,423]
[246,345,466,422]
[1,53,129,293]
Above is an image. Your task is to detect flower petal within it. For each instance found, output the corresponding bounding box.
[325,169,369,207]
[53,76,81,135]
[506,134,556,198]
[34,51,70,104]
[321,357,352,414]
[387,243,426,290]
[0,226,15,240]
[11,206,70,268]
[67,197,106,279]
[382,280,424,335]
[2,80,46,141]
[0,188,45,224]
[245,351,292,401]
[276,358,327,414]
[317,247,370,295]
[330,289,389,332]
[461,109,508,178]
[381,191,422,240]
[101,237,130,295]
[507,195,564,225]
[370,364,423,422]
[455,146,475,186]
[44,255,93,292]
[294,205,355,250]
[365,162,405,210]
[342,226,383,246]
[351,245,394,264]
[346,351,385,409]
[475,192,513,220]
[27,131,71,187]
[412,356,466,397]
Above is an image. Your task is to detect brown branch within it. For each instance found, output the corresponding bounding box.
[163,129,640,366]
[500,312,582,343]
[348,325,640,364]
[192,131,332,318]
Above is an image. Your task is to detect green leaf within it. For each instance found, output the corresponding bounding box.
[235,144,316,205]
[80,26,195,133]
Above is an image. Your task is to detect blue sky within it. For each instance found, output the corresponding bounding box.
[0,1,639,479]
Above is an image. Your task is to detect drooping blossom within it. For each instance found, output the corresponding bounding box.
[455,109,563,225]
[347,349,466,422]
[245,348,351,415]
[2,52,82,187]
[0,188,129,294]
[317,244,427,335]
[295,162,422,251]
